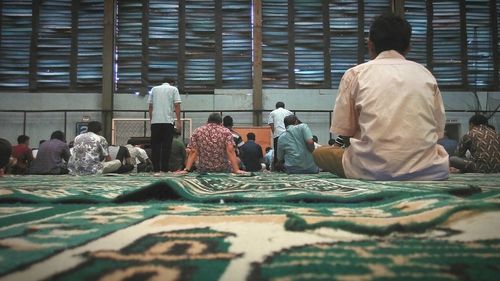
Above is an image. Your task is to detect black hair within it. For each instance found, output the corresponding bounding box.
[17,135,29,144]
[165,77,176,84]
[469,114,489,126]
[276,101,285,109]
[50,130,65,142]
[223,115,234,127]
[87,121,102,134]
[312,135,318,143]
[283,115,298,127]
[208,113,222,124]
[369,13,411,55]
[247,132,256,140]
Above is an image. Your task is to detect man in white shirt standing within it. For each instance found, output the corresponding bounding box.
[148,77,182,172]
[313,13,449,181]
[267,101,293,171]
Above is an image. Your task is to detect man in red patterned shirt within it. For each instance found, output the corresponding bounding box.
[181,113,244,174]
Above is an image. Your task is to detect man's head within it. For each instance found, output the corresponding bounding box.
[17,135,30,145]
[223,115,233,127]
[208,113,223,124]
[87,121,102,134]
[368,13,411,58]
[283,115,298,127]
[275,101,285,109]
[166,77,176,85]
[247,132,256,141]
[50,130,65,142]
[469,114,489,127]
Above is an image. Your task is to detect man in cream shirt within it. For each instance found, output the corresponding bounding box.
[313,13,449,181]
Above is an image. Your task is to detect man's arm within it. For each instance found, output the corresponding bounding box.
[226,143,242,173]
[174,102,182,129]
[269,123,275,134]
[305,139,315,153]
[148,104,153,121]
[183,148,197,172]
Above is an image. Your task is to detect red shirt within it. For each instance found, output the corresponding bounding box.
[12,143,34,169]
[188,123,235,172]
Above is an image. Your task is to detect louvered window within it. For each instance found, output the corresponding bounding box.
[116,0,143,93]
[404,0,498,90]
[262,0,289,88]
[0,0,32,89]
[329,0,360,87]
[0,0,103,92]
[221,0,252,89]
[0,0,498,92]
[148,1,179,88]
[37,0,72,89]
[404,0,428,66]
[184,0,216,91]
[77,0,103,90]
[115,0,252,94]
[263,0,390,89]
[294,1,324,88]
[466,0,495,90]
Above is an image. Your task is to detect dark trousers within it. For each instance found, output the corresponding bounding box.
[151,123,175,172]
[272,136,282,172]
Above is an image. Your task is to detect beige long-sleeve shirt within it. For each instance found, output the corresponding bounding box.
[332,50,449,180]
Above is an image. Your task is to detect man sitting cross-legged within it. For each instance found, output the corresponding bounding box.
[276,115,319,174]
[178,113,245,174]
[68,121,122,176]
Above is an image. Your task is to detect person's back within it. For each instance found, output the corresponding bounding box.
[277,116,319,174]
[68,121,121,175]
[11,135,33,175]
[314,13,448,181]
[30,131,70,175]
[240,132,263,172]
[69,131,106,175]
[451,115,500,173]
[189,123,234,172]
[459,125,500,172]
[342,52,448,180]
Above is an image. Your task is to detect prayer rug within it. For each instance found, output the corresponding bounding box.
[0,172,499,280]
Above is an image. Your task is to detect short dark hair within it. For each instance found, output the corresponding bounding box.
[276,101,285,109]
[50,130,65,142]
[17,135,29,144]
[247,132,256,140]
[469,114,488,126]
[166,77,176,84]
[312,135,318,143]
[208,113,222,124]
[223,115,233,127]
[369,13,412,55]
[87,121,102,134]
[284,115,298,127]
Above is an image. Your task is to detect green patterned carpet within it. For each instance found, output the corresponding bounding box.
[0,172,499,280]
